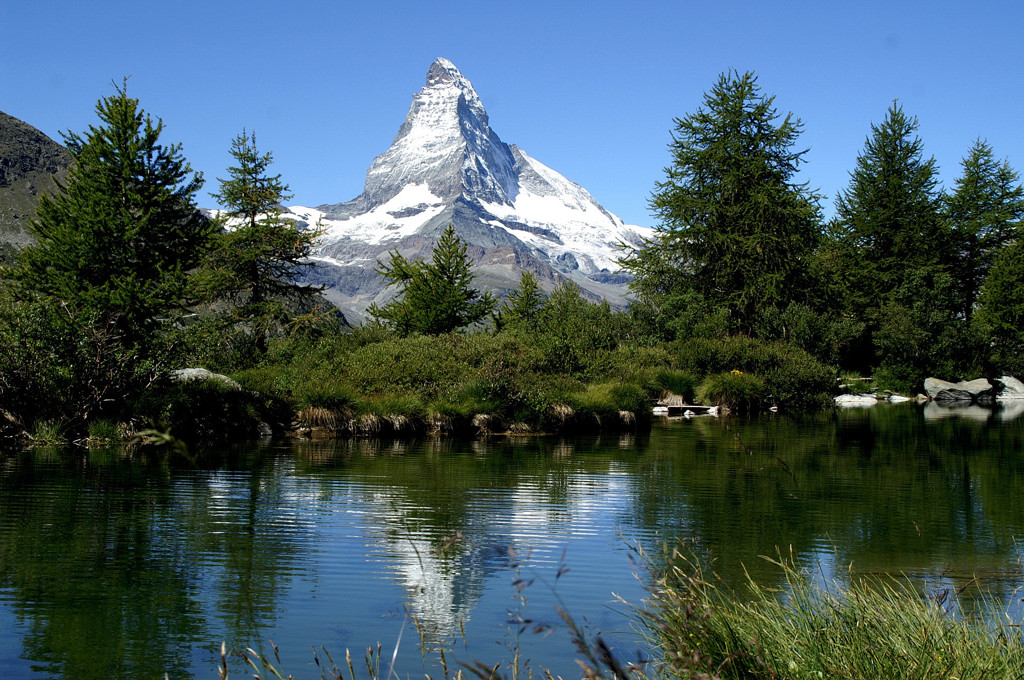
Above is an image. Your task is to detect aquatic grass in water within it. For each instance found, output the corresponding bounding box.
[638,543,1024,680]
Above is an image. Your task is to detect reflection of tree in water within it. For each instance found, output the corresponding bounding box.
[178,444,316,647]
[620,407,1024,599]
[0,444,315,679]
[0,447,204,679]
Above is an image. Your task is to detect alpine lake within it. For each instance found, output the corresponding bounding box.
[3,401,1024,679]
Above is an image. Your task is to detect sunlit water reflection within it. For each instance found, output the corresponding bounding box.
[2,402,1024,678]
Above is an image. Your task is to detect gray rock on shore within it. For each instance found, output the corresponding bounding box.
[923,377,995,403]
[996,376,1024,400]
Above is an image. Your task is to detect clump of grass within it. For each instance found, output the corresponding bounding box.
[696,371,769,413]
[86,419,121,443]
[638,543,1024,680]
[30,419,66,444]
[573,383,648,419]
[655,369,697,404]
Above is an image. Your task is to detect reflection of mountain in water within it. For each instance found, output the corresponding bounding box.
[329,439,637,644]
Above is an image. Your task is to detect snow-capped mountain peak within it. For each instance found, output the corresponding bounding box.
[288,59,651,322]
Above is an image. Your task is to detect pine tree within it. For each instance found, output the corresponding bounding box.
[17,80,212,348]
[622,70,822,333]
[944,139,1024,321]
[206,130,324,354]
[369,224,495,335]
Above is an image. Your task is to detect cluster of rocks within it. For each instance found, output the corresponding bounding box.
[836,375,1024,408]
[923,376,1024,404]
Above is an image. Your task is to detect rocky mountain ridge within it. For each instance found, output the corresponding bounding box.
[0,111,71,261]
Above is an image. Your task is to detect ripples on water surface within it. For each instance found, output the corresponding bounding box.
[3,403,1024,679]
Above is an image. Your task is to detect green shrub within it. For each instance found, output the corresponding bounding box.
[696,371,769,412]
[294,384,356,411]
[675,335,836,410]
[341,334,477,397]
[608,382,649,413]
[135,379,264,442]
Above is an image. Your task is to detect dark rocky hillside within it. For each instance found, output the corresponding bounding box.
[0,111,71,262]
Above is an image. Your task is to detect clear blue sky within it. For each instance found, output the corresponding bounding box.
[3,0,1021,228]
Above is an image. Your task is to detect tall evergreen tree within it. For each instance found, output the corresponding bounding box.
[977,237,1024,373]
[369,224,495,335]
[206,130,324,354]
[16,80,212,348]
[827,103,969,385]
[621,70,822,333]
[830,102,946,319]
[494,270,546,332]
[943,139,1024,321]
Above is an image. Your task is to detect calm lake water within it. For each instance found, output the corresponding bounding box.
[3,402,1024,679]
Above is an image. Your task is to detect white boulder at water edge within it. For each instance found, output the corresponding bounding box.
[282,58,652,322]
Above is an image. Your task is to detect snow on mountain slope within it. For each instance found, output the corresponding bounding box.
[287,58,651,321]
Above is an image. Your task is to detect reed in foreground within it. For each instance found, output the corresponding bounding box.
[637,544,1024,680]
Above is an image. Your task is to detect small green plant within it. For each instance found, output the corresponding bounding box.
[655,369,697,403]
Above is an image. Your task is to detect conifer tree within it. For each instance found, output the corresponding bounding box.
[369,224,495,335]
[622,70,822,333]
[977,237,1024,373]
[17,80,212,348]
[206,130,324,354]
[944,139,1024,321]
[830,102,946,320]
[827,103,967,384]
[494,270,546,331]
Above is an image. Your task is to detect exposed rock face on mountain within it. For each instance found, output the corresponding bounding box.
[0,111,71,261]
[286,58,651,322]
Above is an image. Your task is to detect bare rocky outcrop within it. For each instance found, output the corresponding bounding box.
[0,110,72,260]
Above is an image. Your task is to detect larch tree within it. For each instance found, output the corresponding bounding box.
[494,270,546,332]
[207,130,324,354]
[369,224,495,335]
[828,103,969,386]
[829,102,947,321]
[17,80,212,349]
[943,139,1024,322]
[621,70,822,334]
[7,80,213,428]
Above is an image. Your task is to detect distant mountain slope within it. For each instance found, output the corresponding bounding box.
[0,111,71,262]
[286,58,651,322]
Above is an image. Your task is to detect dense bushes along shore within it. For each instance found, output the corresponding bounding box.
[1,307,839,446]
